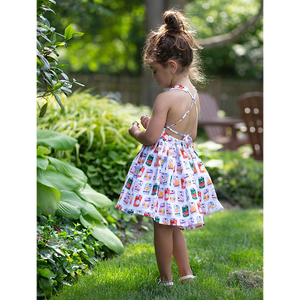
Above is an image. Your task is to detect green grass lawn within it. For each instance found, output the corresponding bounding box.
[51,209,263,300]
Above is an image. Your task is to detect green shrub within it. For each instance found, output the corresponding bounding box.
[194,142,263,208]
[37,92,151,202]
[37,129,124,255]
[37,214,107,299]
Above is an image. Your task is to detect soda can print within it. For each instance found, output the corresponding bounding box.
[190,188,197,200]
[173,175,180,187]
[208,201,216,211]
[188,217,195,226]
[146,155,154,166]
[133,195,142,207]
[174,205,181,216]
[142,197,151,209]
[155,216,160,223]
[207,176,212,186]
[123,192,131,205]
[203,189,209,201]
[177,163,183,174]
[138,152,146,165]
[166,203,173,215]
[170,218,177,226]
[161,156,167,167]
[181,178,186,189]
[184,174,191,186]
[196,215,203,225]
[119,189,125,200]
[177,191,184,202]
[198,177,205,189]
[159,203,165,216]
[163,173,169,186]
[162,218,168,225]
[190,203,197,214]
[168,158,175,170]
[125,178,133,189]
[201,203,207,214]
[164,189,170,201]
[153,169,158,180]
[182,205,189,217]
[134,180,143,191]
[158,187,164,199]
[170,190,176,202]
[138,167,145,178]
[211,188,217,198]
[151,184,159,196]
[144,169,153,181]
[129,165,135,175]
[143,183,152,194]
[180,219,186,227]
[185,188,190,202]
[154,200,158,212]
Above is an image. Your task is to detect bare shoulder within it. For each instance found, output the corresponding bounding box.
[153,90,174,109]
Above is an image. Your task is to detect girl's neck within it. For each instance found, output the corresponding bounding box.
[170,74,191,88]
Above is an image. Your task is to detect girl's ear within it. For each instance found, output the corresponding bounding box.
[168,60,177,73]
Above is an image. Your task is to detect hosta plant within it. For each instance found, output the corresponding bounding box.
[37,129,124,254]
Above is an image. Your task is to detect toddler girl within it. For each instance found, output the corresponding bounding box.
[116,9,224,287]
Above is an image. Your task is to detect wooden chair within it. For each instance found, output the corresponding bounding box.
[237,92,263,160]
[197,92,248,150]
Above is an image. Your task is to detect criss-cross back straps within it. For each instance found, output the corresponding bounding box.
[165,85,198,138]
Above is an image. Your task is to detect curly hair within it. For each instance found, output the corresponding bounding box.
[143,9,205,84]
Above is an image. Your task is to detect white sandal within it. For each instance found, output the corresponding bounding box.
[179,274,196,282]
[158,278,174,287]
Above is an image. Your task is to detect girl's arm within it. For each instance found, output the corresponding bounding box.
[129,93,170,145]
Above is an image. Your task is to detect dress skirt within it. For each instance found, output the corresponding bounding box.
[116,130,224,230]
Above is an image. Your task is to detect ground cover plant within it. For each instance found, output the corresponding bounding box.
[37,214,108,299]
[50,208,263,300]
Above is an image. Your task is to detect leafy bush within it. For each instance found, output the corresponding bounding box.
[37,129,124,254]
[37,92,151,202]
[37,214,107,299]
[37,0,84,117]
[194,142,263,208]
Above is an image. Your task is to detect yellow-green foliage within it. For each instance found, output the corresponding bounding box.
[37,92,151,200]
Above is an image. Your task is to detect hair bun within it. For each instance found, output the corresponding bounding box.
[163,10,185,34]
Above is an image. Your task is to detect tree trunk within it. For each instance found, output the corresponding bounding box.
[141,0,166,106]
[141,0,187,107]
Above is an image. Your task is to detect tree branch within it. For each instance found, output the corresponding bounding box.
[197,0,263,50]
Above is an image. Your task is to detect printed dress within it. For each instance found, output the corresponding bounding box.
[116,85,224,230]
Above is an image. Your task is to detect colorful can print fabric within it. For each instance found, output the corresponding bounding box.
[116,131,224,230]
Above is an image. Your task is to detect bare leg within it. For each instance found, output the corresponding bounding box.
[153,221,173,281]
[172,227,193,278]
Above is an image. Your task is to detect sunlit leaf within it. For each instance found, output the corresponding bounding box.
[64,25,74,40]
[37,182,60,216]
[37,130,77,150]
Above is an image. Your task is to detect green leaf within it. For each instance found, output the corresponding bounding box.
[73,32,84,37]
[64,25,74,40]
[37,130,77,150]
[37,157,49,170]
[37,182,60,216]
[75,184,112,208]
[53,93,64,111]
[42,169,83,191]
[56,201,81,219]
[37,145,51,157]
[38,268,55,279]
[80,215,124,254]
[39,101,48,117]
[47,156,87,186]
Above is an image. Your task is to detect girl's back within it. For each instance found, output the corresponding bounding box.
[164,86,200,140]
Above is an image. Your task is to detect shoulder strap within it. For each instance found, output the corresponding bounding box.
[167,85,197,128]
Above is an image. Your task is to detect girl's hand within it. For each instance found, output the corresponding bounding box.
[141,115,150,129]
[128,121,140,138]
